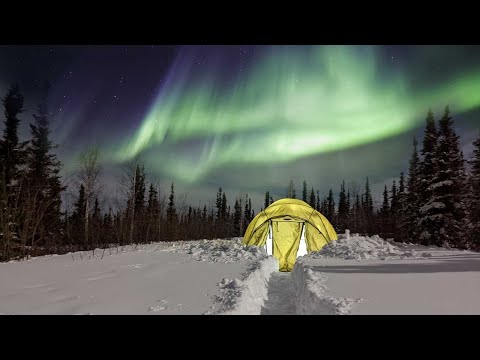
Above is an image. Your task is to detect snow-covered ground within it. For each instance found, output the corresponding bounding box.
[0,239,265,315]
[1,234,480,315]
[293,232,480,315]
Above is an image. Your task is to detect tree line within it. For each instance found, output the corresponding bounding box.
[272,107,479,250]
[1,84,479,261]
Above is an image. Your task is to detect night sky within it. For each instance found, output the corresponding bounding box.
[1,45,480,211]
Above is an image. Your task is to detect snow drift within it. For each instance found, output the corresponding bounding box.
[206,256,279,315]
[168,238,267,263]
[292,259,361,314]
[308,230,419,261]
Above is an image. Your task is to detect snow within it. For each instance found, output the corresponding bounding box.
[308,232,418,260]
[420,201,446,213]
[208,256,278,315]
[427,180,453,191]
[292,260,362,314]
[168,237,267,263]
[294,234,480,315]
[0,240,255,315]
[2,233,480,315]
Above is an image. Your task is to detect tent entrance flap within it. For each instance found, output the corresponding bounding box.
[272,221,302,272]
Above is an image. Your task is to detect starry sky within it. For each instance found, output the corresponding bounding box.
[1,45,480,211]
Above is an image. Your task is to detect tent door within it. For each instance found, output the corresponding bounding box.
[297,222,308,257]
[264,221,273,256]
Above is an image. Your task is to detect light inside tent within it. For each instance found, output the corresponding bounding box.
[265,223,273,256]
[297,224,308,257]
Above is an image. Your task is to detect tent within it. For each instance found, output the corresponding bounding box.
[243,198,337,272]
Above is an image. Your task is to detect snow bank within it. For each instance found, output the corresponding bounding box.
[206,256,279,315]
[292,259,361,315]
[9,238,264,265]
[309,231,419,260]
[169,238,267,264]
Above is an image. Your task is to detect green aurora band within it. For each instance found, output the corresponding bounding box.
[111,46,480,183]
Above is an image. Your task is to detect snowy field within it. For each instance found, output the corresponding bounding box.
[0,239,264,315]
[1,234,480,315]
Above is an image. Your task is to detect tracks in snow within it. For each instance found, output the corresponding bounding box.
[261,272,296,315]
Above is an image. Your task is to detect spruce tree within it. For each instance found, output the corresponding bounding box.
[166,182,177,239]
[233,199,242,236]
[221,192,227,219]
[264,191,270,209]
[1,85,25,188]
[287,180,294,198]
[302,180,307,202]
[468,136,480,247]
[362,178,374,234]
[72,184,87,223]
[216,188,223,221]
[133,165,145,216]
[26,92,64,245]
[395,172,407,241]
[381,185,389,215]
[403,138,421,243]
[147,183,159,214]
[431,106,468,247]
[309,188,316,208]
[380,184,390,236]
[337,181,347,231]
[417,109,439,245]
[326,189,335,222]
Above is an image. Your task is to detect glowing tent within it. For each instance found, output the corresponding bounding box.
[243,198,337,272]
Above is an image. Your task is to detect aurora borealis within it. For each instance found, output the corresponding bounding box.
[1,45,480,209]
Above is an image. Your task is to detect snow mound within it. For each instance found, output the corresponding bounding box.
[169,238,267,264]
[292,260,361,315]
[206,256,279,315]
[309,232,420,260]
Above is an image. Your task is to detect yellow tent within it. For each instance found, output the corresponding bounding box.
[243,198,337,272]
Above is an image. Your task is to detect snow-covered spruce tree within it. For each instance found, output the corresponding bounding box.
[430,106,468,247]
[467,136,480,248]
[402,138,421,243]
[395,172,407,242]
[417,109,440,245]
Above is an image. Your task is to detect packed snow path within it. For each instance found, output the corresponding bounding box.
[260,272,296,315]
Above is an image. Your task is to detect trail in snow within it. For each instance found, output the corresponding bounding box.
[260,272,296,315]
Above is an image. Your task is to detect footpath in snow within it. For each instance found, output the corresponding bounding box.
[2,234,480,315]
[211,231,480,315]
